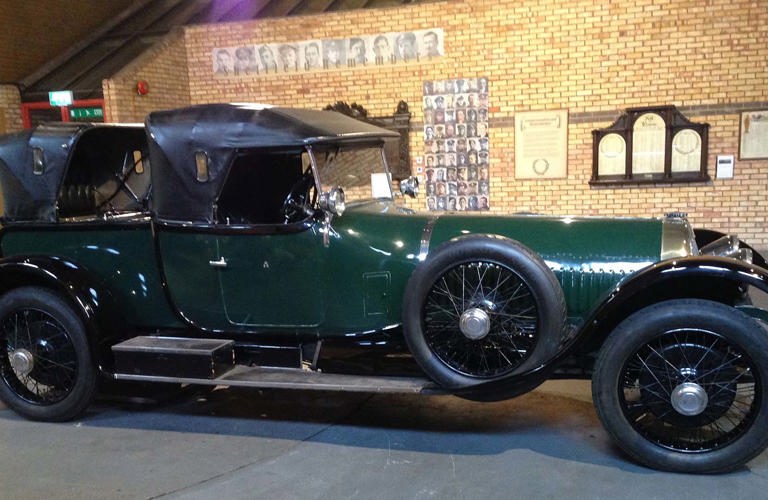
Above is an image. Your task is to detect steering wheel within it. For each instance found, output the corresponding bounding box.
[96,153,144,214]
[281,169,316,223]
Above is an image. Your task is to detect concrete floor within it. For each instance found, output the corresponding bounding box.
[1,380,767,499]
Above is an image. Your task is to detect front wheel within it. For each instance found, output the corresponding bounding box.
[593,299,768,473]
[402,235,567,390]
[0,287,96,421]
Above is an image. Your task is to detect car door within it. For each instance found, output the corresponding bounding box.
[215,226,325,328]
[157,148,326,332]
[158,223,325,332]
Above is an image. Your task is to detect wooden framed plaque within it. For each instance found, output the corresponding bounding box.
[591,105,709,185]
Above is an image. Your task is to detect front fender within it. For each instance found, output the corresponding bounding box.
[0,255,124,371]
[575,255,768,353]
[452,256,768,400]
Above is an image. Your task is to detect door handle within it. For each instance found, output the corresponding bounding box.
[209,257,228,268]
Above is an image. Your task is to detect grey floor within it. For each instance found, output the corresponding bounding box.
[1,380,767,500]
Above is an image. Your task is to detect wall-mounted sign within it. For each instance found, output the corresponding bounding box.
[515,110,568,179]
[48,90,73,107]
[591,105,709,184]
[739,110,768,160]
[69,107,104,120]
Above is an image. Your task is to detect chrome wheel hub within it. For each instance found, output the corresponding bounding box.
[10,348,34,376]
[671,382,709,416]
[459,308,491,340]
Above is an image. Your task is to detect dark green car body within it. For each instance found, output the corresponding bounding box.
[0,104,760,372]
[0,205,662,335]
[2,104,768,473]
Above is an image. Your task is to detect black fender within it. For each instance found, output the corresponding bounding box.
[575,255,768,352]
[452,255,768,400]
[0,255,125,372]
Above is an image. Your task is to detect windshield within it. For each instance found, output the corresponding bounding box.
[311,145,392,203]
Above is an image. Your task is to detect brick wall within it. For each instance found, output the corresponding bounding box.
[105,0,768,245]
[105,30,191,123]
[0,85,22,133]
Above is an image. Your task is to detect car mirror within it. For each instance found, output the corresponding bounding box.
[319,186,345,217]
[399,176,419,198]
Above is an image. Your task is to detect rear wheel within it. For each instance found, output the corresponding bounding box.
[403,236,566,389]
[0,287,96,421]
[593,299,768,473]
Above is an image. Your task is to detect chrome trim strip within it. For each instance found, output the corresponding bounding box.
[418,216,439,261]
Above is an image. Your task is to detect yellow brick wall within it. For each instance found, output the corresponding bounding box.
[104,0,768,245]
[0,85,22,133]
[105,30,191,124]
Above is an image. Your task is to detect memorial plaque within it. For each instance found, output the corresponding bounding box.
[591,105,709,184]
[740,110,768,160]
[671,129,702,172]
[515,109,568,179]
[597,133,626,177]
[632,113,665,174]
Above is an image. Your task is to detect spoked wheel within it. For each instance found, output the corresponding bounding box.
[403,236,566,390]
[0,287,96,421]
[423,261,539,377]
[593,299,768,473]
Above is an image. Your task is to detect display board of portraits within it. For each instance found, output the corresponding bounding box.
[423,77,490,211]
[212,29,444,76]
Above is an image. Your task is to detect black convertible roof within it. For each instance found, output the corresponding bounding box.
[0,122,145,222]
[0,104,396,223]
[147,103,398,223]
[146,103,399,149]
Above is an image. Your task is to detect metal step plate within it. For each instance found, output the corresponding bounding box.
[114,365,442,395]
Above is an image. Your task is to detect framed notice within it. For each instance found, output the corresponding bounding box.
[515,110,568,179]
[739,110,768,160]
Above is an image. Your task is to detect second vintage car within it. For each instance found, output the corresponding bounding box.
[0,103,767,473]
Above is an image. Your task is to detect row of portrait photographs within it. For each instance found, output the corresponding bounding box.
[425,122,489,142]
[424,98,489,122]
[212,29,444,76]
[425,150,489,169]
[427,195,490,212]
[426,166,490,185]
[423,77,488,96]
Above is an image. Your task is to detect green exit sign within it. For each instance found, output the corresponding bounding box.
[70,107,104,119]
[48,90,73,107]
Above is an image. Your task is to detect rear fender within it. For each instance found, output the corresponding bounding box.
[0,256,124,371]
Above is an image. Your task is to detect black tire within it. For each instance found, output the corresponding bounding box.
[0,287,96,421]
[592,299,768,473]
[402,235,567,389]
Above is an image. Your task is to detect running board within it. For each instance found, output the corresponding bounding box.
[113,365,443,395]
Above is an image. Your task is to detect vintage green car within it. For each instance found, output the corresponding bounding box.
[0,103,767,473]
